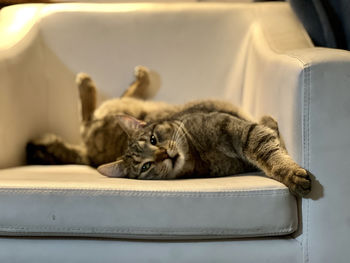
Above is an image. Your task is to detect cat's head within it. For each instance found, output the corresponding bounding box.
[97,115,190,179]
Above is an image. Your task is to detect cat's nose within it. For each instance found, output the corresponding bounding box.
[154,148,169,162]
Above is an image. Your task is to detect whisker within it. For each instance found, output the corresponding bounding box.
[176,119,204,151]
[168,121,183,151]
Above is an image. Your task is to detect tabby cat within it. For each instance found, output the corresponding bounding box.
[98,106,311,197]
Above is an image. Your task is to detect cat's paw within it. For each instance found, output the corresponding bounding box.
[76,72,92,86]
[26,134,89,165]
[272,166,312,197]
[134,66,150,81]
[26,134,63,165]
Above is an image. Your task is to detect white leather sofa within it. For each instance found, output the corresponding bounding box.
[0,2,350,263]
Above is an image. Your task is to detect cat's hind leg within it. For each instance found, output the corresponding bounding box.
[26,134,89,165]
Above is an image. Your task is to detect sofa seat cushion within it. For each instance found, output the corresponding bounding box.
[0,165,298,239]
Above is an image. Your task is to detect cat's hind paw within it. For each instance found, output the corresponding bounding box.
[26,134,89,165]
[26,134,65,165]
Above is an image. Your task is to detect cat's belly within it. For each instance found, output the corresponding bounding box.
[196,151,256,177]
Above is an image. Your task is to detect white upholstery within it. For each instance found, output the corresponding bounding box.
[1,2,350,263]
[0,165,297,239]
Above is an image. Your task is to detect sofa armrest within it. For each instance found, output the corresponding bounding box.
[292,49,350,263]
[0,5,80,168]
[0,5,44,168]
[244,16,350,261]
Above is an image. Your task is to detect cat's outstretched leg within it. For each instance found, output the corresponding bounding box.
[121,66,153,99]
[26,134,89,165]
[242,123,311,197]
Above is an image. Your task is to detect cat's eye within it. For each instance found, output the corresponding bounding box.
[150,135,157,145]
[140,162,152,173]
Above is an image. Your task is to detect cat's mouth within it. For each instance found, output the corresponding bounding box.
[170,154,179,168]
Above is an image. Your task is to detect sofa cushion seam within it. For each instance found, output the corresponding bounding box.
[0,225,296,235]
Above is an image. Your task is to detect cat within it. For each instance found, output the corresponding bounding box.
[26,66,181,167]
[97,107,311,197]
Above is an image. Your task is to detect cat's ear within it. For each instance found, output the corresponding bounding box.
[97,160,126,178]
[115,115,146,137]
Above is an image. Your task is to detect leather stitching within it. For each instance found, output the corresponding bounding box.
[0,188,290,197]
[0,225,296,236]
[302,64,311,263]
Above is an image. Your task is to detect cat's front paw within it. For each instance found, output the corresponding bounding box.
[272,166,312,197]
[76,72,92,87]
